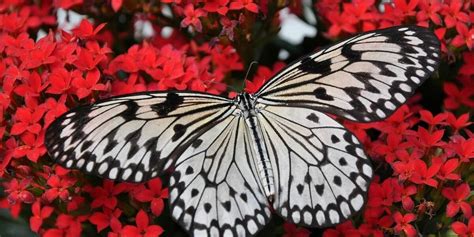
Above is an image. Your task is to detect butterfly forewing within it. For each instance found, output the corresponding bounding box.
[45,92,236,183]
[255,26,440,122]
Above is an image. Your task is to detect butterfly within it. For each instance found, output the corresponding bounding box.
[45,26,440,236]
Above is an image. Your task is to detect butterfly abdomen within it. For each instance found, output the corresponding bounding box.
[238,93,275,200]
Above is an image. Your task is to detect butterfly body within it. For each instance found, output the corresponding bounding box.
[237,92,275,200]
[45,26,440,236]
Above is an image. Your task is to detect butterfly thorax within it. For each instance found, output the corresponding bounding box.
[237,93,275,202]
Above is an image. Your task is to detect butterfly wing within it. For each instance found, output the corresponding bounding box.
[255,26,440,122]
[257,105,372,227]
[45,91,236,182]
[169,114,271,236]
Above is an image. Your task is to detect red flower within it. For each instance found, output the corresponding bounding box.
[44,214,88,237]
[323,221,360,237]
[229,0,259,13]
[400,185,417,211]
[72,19,106,39]
[452,217,474,237]
[111,0,122,12]
[436,158,460,181]
[122,210,163,237]
[53,0,83,9]
[373,105,414,134]
[452,137,474,162]
[180,4,206,32]
[443,82,474,110]
[384,0,419,20]
[73,41,111,71]
[368,178,401,210]
[417,0,443,25]
[42,96,68,127]
[72,68,107,99]
[133,178,169,216]
[442,183,472,218]
[30,200,54,232]
[20,33,56,69]
[4,178,35,204]
[90,208,122,232]
[446,112,471,133]
[409,159,441,188]
[10,106,46,136]
[284,222,311,237]
[392,160,416,182]
[245,62,285,93]
[412,127,445,149]
[108,213,124,237]
[46,68,81,95]
[325,11,358,38]
[459,52,474,75]
[373,134,405,163]
[204,0,229,15]
[452,23,474,50]
[14,71,49,98]
[15,132,47,162]
[43,175,76,202]
[87,180,130,209]
[419,110,447,127]
[441,0,470,28]
[393,212,417,237]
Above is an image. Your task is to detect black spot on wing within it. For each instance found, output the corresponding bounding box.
[333,176,342,186]
[185,166,194,175]
[191,189,199,197]
[222,201,231,212]
[297,184,304,194]
[314,87,334,101]
[240,193,248,202]
[80,140,93,152]
[204,203,212,213]
[316,184,325,195]
[104,140,118,154]
[306,113,319,123]
[299,56,332,74]
[122,100,139,119]
[341,43,362,60]
[124,129,142,158]
[192,139,203,148]
[339,158,348,166]
[172,124,187,141]
[151,92,184,116]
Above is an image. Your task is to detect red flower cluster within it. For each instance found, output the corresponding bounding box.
[0,0,472,236]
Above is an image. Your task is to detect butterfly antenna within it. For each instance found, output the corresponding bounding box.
[243,61,259,88]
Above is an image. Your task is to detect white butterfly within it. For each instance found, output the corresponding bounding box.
[45,26,440,236]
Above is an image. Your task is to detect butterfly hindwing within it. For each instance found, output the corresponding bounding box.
[256,26,440,122]
[169,115,271,236]
[258,105,372,227]
[45,92,235,182]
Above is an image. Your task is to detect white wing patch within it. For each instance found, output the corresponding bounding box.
[258,105,372,227]
[256,26,440,122]
[169,115,271,236]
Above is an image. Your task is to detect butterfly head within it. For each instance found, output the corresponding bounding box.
[236,92,257,117]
